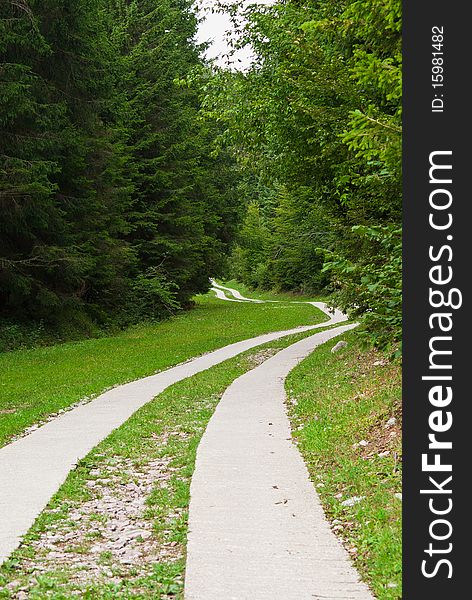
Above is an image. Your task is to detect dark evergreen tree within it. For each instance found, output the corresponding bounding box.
[111,0,241,305]
[1,0,242,343]
[0,0,133,326]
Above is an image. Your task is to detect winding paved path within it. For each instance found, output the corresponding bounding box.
[0,302,344,564]
[210,280,264,303]
[210,286,242,302]
[185,324,373,600]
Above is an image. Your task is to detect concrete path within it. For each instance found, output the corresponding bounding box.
[210,282,334,317]
[210,286,243,302]
[185,324,374,600]
[210,280,264,303]
[0,303,344,564]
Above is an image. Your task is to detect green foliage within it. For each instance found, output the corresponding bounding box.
[230,202,270,288]
[0,318,319,595]
[206,0,402,345]
[1,0,402,347]
[323,225,402,349]
[131,268,180,319]
[287,331,402,596]
[0,0,242,339]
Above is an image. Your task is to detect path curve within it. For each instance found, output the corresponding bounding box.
[0,303,345,564]
[185,323,373,600]
[210,279,264,303]
[210,286,243,302]
[210,282,333,318]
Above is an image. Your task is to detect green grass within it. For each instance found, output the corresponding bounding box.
[0,330,319,599]
[286,331,402,599]
[0,294,325,448]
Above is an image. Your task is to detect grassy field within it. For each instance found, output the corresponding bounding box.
[0,285,401,599]
[286,330,402,599]
[0,331,318,599]
[0,294,324,448]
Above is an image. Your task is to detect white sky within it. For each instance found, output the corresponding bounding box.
[194,1,274,69]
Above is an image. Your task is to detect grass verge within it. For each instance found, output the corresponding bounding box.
[0,330,320,599]
[286,330,402,599]
[0,294,324,447]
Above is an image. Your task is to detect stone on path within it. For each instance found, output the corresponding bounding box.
[331,340,348,353]
[185,324,373,600]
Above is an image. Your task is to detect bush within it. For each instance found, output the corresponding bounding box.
[323,225,401,350]
[131,268,180,321]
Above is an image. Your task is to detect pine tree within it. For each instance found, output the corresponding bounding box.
[1,0,133,324]
[1,0,242,338]
[114,0,240,305]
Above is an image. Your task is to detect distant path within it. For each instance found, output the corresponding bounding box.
[210,279,264,303]
[185,323,373,600]
[210,281,336,319]
[210,286,243,302]
[0,302,344,565]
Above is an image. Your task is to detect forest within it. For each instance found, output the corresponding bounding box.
[0,2,403,596]
[0,0,401,350]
